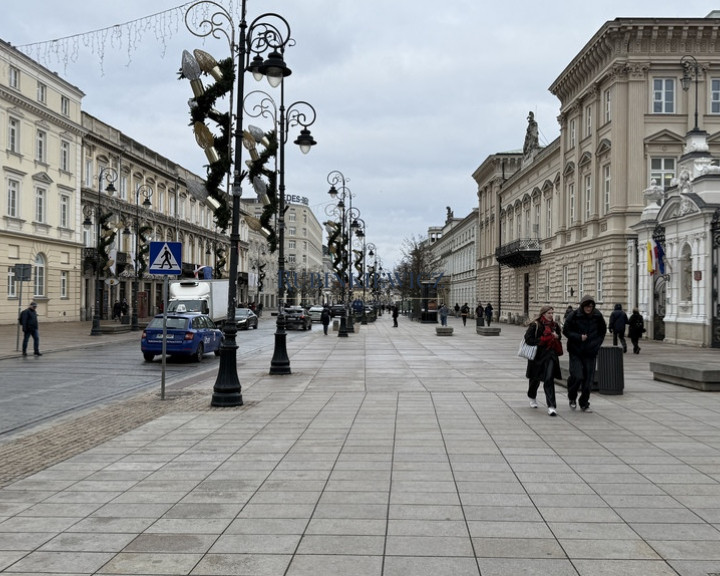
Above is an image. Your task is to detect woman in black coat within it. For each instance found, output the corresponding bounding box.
[524,305,563,416]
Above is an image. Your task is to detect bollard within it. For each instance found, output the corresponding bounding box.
[597,346,624,395]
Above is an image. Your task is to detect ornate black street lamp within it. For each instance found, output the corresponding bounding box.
[184,1,311,403]
[85,166,118,336]
[681,55,703,134]
[243,89,317,374]
[128,184,152,331]
[326,171,353,337]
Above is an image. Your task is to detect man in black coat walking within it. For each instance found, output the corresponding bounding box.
[562,295,606,412]
[20,301,42,356]
[608,303,629,353]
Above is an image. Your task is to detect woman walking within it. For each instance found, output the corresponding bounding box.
[524,305,563,416]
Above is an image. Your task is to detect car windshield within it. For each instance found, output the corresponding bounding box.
[235,309,251,317]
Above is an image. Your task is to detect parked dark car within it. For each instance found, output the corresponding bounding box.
[329,304,346,318]
[141,312,222,362]
[235,307,259,330]
[283,306,313,330]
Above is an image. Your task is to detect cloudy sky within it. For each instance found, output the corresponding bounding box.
[2,0,715,269]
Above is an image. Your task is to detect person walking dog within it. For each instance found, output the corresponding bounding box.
[562,295,606,413]
[524,306,563,416]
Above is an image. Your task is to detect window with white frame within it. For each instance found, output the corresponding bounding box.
[157,190,164,214]
[84,158,93,187]
[60,140,70,172]
[584,173,592,220]
[288,226,296,236]
[61,96,70,116]
[534,203,540,237]
[603,164,611,214]
[287,254,296,263]
[8,267,17,297]
[563,265,569,301]
[516,213,521,239]
[585,105,592,137]
[36,130,47,163]
[7,178,19,218]
[596,260,604,302]
[568,182,575,224]
[60,271,68,298]
[603,88,611,123]
[35,187,46,222]
[59,194,69,228]
[653,78,675,113]
[119,174,128,201]
[288,240,296,249]
[712,79,720,114]
[169,194,176,217]
[578,263,584,296]
[545,198,552,236]
[178,196,186,219]
[9,66,20,89]
[37,82,47,103]
[34,253,46,297]
[568,118,576,148]
[545,269,550,300]
[651,157,676,190]
[288,211,296,222]
[8,117,20,154]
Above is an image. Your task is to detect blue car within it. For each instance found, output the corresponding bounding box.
[141,312,223,362]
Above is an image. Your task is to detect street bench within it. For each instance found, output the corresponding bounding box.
[435,327,453,336]
[476,326,501,336]
[649,361,720,391]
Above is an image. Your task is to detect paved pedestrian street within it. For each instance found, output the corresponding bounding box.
[0,315,719,576]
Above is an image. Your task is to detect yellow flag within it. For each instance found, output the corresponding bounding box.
[646,241,653,275]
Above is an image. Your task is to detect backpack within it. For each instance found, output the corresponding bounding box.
[18,310,25,325]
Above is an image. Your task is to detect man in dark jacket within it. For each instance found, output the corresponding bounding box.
[20,301,41,356]
[608,303,629,353]
[562,295,606,412]
[320,305,331,335]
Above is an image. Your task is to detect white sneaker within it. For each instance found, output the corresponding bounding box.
[548,407,557,417]
[529,399,538,408]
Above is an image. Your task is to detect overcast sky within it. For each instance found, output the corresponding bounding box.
[2,0,715,269]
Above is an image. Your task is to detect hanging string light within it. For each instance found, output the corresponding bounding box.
[14,0,243,75]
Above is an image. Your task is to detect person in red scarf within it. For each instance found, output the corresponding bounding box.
[523,305,563,416]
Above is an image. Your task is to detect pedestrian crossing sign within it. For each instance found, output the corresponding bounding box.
[149,242,182,275]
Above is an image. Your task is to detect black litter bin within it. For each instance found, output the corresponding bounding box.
[476,316,485,327]
[596,346,624,395]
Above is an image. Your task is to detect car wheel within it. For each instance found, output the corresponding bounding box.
[143,353,155,362]
[253,323,258,329]
[194,343,204,363]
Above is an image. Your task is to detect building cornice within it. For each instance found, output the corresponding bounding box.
[0,85,85,137]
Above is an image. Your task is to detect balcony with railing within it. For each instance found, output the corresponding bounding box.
[495,238,541,268]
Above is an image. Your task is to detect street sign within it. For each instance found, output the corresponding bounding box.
[149,242,182,275]
[13,263,31,282]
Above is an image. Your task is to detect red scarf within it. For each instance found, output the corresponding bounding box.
[538,317,563,356]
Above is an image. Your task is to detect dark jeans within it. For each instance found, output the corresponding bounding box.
[461,315,467,326]
[485,315,492,326]
[612,330,627,351]
[528,358,557,408]
[22,328,39,354]
[322,323,329,335]
[630,336,640,353]
[568,354,596,409]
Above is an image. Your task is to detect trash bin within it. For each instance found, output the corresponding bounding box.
[476,316,485,327]
[597,346,624,395]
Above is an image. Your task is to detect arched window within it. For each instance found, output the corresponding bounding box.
[680,243,692,301]
[34,253,46,297]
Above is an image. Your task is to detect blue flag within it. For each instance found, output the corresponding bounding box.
[655,241,665,275]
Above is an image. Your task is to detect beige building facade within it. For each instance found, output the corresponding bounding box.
[1,39,85,324]
[474,16,720,341]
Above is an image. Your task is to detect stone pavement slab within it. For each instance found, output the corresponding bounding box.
[1,314,720,575]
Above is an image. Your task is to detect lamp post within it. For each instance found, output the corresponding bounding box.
[184,2,309,403]
[85,167,118,336]
[326,170,354,337]
[350,217,368,324]
[129,184,152,331]
[243,90,317,374]
[681,55,703,134]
